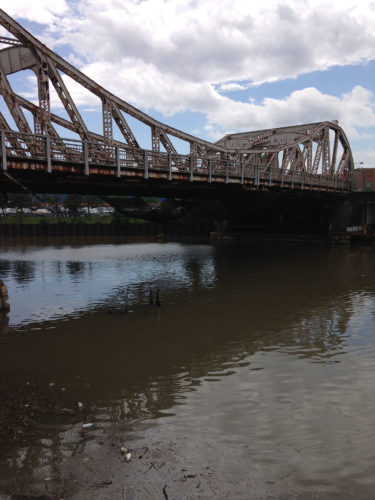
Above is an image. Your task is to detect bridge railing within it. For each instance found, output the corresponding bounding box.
[170,153,190,173]
[0,129,350,192]
[147,150,169,171]
[117,147,140,169]
[50,137,84,163]
[4,130,47,160]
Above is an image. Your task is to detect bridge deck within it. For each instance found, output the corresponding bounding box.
[0,130,350,196]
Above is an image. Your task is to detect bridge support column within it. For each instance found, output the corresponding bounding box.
[144,150,149,179]
[167,153,172,181]
[116,146,121,178]
[366,202,375,227]
[254,165,260,187]
[0,131,7,171]
[189,157,193,182]
[330,200,352,232]
[214,219,228,233]
[363,202,368,235]
[240,163,244,185]
[208,158,212,183]
[84,141,89,176]
[46,135,51,173]
[344,200,375,234]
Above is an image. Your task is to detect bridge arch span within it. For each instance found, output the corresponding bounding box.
[0,9,352,195]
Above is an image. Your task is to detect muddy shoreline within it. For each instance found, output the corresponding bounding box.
[0,364,373,498]
[0,414,369,499]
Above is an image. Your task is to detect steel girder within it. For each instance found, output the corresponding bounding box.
[216,122,354,178]
[0,9,353,180]
[0,9,224,156]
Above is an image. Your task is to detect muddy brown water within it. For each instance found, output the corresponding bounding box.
[0,236,375,498]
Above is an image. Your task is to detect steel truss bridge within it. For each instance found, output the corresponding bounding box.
[0,9,353,199]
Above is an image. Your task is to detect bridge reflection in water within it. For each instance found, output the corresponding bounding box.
[0,240,375,496]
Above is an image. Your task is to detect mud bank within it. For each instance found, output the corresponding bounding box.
[0,416,370,500]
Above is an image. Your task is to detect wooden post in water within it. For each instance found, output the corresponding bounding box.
[0,280,10,312]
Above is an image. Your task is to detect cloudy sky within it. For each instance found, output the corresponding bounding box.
[1,0,375,164]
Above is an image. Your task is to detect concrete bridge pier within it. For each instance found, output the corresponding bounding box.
[330,200,352,232]
[210,194,375,243]
[365,202,375,229]
[329,195,375,239]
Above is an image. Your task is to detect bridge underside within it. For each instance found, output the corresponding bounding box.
[1,157,350,234]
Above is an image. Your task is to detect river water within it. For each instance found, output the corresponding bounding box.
[1,236,375,498]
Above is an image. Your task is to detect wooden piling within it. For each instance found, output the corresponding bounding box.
[0,280,10,312]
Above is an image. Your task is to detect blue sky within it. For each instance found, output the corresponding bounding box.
[1,0,375,164]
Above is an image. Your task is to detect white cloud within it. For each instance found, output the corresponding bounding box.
[49,0,375,86]
[353,149,375,167]
[219,83,249,92]
[23,0,374,140]
[1,0,69,25]
[205,86,375,142]
[2,0,375,159]
[70,56,375,143]
[3,0,375,94]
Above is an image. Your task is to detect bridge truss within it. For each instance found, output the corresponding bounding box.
[0,9,353,194]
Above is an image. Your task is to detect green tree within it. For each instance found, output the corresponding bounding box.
[82,195,103,207]
[7,193,33,209]
[0,193,7,209]
[42,194,62,206]
[64,194,82,211]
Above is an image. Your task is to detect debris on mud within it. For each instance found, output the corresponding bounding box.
[120,446,132,462]
[162,483,169,500]
[82,422,95,429]
[0,373,77,445]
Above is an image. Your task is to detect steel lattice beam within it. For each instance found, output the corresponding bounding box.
[217,122,353,178]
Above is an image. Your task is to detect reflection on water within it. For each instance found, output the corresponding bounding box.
[0,241,216,327]
[1,237,375,496]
